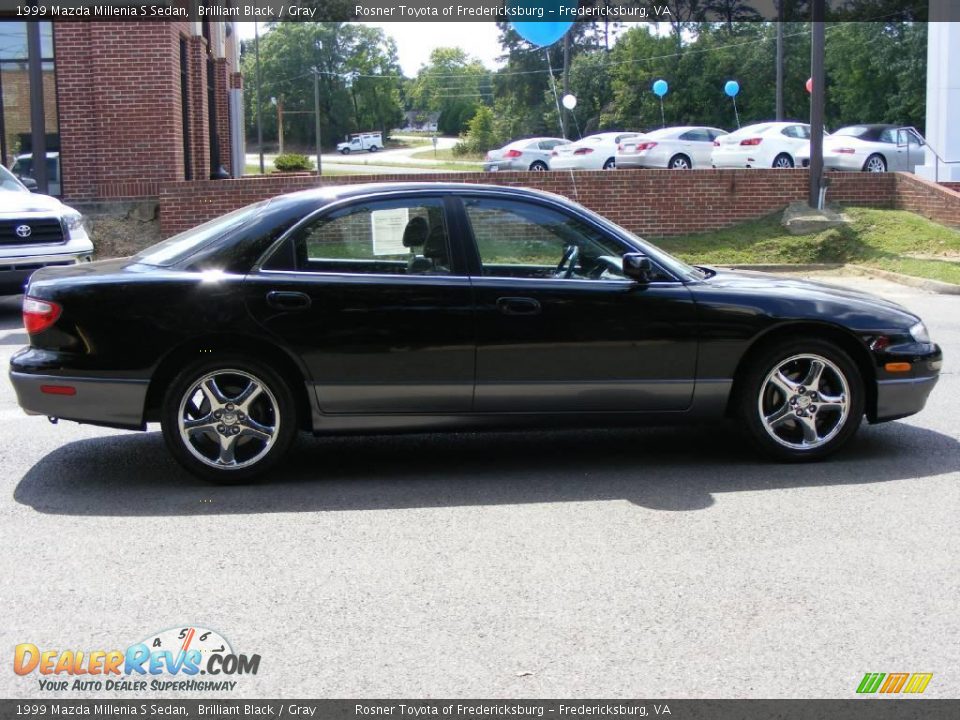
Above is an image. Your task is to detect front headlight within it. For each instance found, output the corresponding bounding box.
[63,210,85,233]
[909,321,931,344]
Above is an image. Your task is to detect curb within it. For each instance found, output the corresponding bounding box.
[723,263,960,295]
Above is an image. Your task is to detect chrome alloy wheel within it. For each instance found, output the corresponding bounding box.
[757,353,850,450]
[865,155,887,172]
[177,369,280,470]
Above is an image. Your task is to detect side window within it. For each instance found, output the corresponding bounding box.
[879,128,897,144]
[266,198,451,275]
[679,129,710,142]
[709,129,728,141]
[539,140,561,150]
[463,197,632,282]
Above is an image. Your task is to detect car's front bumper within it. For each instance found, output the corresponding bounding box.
[0,249,93,295]
[9,370,148,430]
[870,344,942,423]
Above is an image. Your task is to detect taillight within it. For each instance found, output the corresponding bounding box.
[573,148,594,155]
[636,142,658,151]
[23,297,62,334]
[713,140,721,147]
[740,138,762,146]
[551,150,558,156]
[504,149,522,158]
[835,147,855,154]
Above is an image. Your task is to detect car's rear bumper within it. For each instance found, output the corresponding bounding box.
[9,370,148,430]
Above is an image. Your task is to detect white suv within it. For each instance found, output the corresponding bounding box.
[0,165,93,295]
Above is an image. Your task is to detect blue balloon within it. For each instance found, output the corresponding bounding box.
[652,79,669,97]
[725,80,740,97]
[509,2,577,47]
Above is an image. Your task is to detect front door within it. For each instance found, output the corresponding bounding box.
[457,195,698,413]
[245,195,475,414]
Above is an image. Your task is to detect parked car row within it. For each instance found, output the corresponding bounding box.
[484,122,927,174]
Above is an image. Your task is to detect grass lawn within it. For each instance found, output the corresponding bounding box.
[655,207,960,285]
[410,147,486,163]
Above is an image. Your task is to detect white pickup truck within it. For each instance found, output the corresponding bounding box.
[337,132,383,154]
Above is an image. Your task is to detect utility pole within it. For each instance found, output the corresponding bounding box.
[776,1,784,121]
[562,31,571,140]
[255,21,264,174]
[276,99,284,155]
[314,71,322,177]
[809,0,826,208]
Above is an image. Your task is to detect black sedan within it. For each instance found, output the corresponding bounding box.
[9,183,942,482]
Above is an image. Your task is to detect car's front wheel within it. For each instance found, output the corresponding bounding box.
[737,338,865,461]
[161,356,297,483]
[529,161,548,171]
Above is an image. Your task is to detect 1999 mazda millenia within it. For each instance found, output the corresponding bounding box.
[9,183,942,482]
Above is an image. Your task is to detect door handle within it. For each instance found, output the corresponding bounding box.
[497,297,541,316]
[266,291,311,311]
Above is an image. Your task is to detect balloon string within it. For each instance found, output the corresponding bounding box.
[544,49,566,138]
[659,97,665,128]
[733,97,740,129]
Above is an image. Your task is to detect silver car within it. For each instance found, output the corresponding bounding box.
[484,137,570,172]
[617,126,728,169]
[796,124,926,173]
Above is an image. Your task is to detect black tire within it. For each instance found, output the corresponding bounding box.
[863,153,887,172]
[340,148,350,155]
[772,153,794,169]
[368,145,378,153]
[161,354,298,483]
[668,154,692,170]
[529,161,548,172]
[736,338,865,462]
[602,158,616,170]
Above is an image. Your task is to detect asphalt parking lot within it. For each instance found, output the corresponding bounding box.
[0,273,957,699]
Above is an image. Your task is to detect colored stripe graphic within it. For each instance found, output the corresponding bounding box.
[903,673,933,694]
[857,673,886,693]
[880,673,910,693]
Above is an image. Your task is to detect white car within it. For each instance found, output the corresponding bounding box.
[484,137,570,172]
[0,165,93,295]
[617,126,728,169]
[711,121,812,169]
[794,124,925,173]
[548,132,643,171]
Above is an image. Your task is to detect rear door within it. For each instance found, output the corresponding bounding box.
[456,194,698,412]
[678,128,714,167]
[244,194,475,414]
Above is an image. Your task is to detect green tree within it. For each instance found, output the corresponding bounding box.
[407,48,491,135]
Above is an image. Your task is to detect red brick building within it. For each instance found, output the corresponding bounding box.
[1,20,242,203]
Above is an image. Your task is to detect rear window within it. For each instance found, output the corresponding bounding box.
[834,126,869,138]
[135,202,267,266]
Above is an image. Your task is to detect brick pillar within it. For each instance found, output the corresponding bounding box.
[186,35,208,181]
[212,58,231,175]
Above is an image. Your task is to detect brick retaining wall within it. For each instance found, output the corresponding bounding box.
[158,169,960,239]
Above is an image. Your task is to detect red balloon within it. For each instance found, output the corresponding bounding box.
[805,77,813,94]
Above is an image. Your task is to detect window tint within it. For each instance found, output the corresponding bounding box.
[464,197,633,281]
[708,129,728,140]
[679,128,711,142]
[271,198,451,276]
[539,139,563,150]
[879,128,898,144]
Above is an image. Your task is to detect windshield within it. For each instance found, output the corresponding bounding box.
[0,165,27,192]
[134,201,267,266]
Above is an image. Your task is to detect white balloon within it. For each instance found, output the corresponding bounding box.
[562,94,577,110]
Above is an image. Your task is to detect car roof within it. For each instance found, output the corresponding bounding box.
[276,182,577,208]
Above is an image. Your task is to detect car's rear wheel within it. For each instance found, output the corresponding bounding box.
[772,153,794,169]
[603,158,616,170]
[368,145,378,153]
[863,153,887,172]
[737,338,864,461]
[669,154,692,169]
[529,161,548,171]
[161,356,297,483]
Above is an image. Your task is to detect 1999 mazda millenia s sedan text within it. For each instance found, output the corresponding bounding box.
[8,183,942,482]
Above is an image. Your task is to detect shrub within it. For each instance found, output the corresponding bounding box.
[273,153,313,172]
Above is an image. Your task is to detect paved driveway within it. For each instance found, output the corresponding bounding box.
[0,275,956,698]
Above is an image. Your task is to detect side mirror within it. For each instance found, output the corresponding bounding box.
[20,176,38,192]
[623,253,653,282]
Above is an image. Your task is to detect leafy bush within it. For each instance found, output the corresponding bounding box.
[273,154,313,172]
[454,106,506,156]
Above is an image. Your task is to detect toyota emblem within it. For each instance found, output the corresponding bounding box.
[15,224,32,238]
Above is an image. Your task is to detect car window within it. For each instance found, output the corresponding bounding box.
[679,128,711,142]
[270,198,452,276]
[879,128,898,144]
[782,126,808,139]
[539,140,563,150]
[708,129,728,140]
[463,197,636,282]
